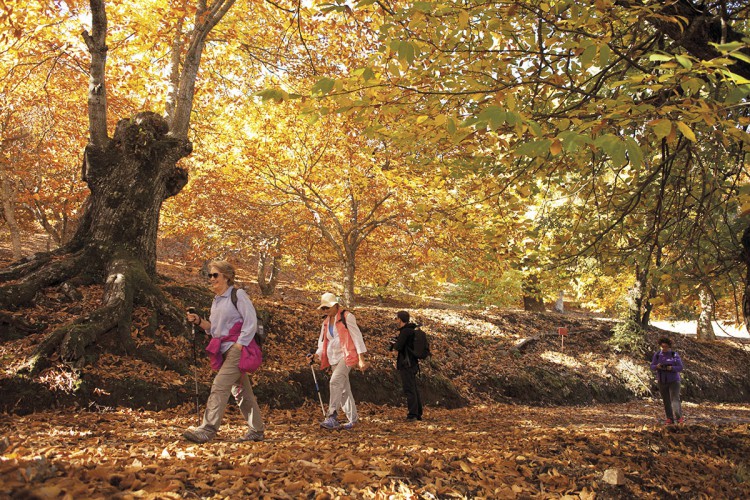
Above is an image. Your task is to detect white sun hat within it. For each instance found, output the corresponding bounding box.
[318,292,339,309]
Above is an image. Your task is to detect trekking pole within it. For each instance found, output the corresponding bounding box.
[188,308,201,425]
[307,352,326,417]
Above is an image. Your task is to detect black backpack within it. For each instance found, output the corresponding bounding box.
[230,288,268,345]
[410,327,431,360]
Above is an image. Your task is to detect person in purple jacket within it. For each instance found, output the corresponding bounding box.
[650,337,684,424]
[182,260,264,443]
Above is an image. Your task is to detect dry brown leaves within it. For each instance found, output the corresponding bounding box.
[2,401,749,499]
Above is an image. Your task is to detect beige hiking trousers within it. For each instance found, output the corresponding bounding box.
[199,346,264,436]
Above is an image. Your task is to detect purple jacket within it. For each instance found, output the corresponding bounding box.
[206,321,262,373]
[650,350,683,384]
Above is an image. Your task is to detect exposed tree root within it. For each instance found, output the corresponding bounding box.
[0,311,44,340]
[14,255,191,376]
[0,251,86,309]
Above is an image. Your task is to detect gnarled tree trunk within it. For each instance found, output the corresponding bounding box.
[0,0,236,375]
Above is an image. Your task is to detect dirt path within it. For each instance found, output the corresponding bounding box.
[2,401,749,498]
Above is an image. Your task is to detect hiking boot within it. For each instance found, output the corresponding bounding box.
[664,418,674,425]
[238,429,264,442]
[677,417,685,424]
[320,415,340,430]
[183,427,213,443]
[340,422,355,430]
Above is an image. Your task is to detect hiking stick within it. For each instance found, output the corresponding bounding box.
[188,308,201,425]
[308,353,326,417]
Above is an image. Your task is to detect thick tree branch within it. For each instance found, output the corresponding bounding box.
[170,0,237,138]
[83,0,109,148]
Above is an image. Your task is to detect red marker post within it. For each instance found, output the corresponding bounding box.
[558,327,569,350]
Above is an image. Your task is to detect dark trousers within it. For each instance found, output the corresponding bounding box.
[399,365,422,419]
[657,381,682,420]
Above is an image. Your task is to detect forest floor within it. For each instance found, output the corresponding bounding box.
[2,244,750,497]
[2,400,750,498]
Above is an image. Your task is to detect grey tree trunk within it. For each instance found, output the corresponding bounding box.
[697,284,716,341]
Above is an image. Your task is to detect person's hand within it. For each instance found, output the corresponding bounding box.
[234,343,243,351]
[358,358,368,371]
[187,312,201,325]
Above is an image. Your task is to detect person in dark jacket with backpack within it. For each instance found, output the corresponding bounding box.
[650,337,684,424]
[390,311,423,421]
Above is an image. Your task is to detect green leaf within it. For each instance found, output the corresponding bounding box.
[413,1,433,13]
[599,44,611,67]
[255,89,287,102]
[712,41,746,52]
[558,131,592,153]
[624,136,642,168]
[721,69,750,85]
[649,53,673,62]
[594,134,626,167]
[729,51,750,65]
[311,77,336,96]
[651,119,672,140]
[516,139,552,158]
[446,117,457,134]
[478,106,507,127]
[674,55,692,69]
[397,41,415,65]
[725,86,750,104]
[580,44,596,68]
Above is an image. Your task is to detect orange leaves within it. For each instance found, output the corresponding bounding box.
[3,402,750,498]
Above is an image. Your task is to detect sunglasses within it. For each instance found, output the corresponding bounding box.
[321,306,330,311]
[208,272,220,279]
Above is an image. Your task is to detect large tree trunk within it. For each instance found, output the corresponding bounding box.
[0,0,236,377]
[0,112,191,373]
[1,169,22,259]
[257,237,281,297]
[342,257,356,307]
[75,113,191,275]
[697,284,716,341]
[627,266,649,326]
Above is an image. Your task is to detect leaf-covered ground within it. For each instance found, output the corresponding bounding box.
[2,400,750,499]
[3,248,750,497]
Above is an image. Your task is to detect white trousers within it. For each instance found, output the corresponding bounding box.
[327,360,357,423]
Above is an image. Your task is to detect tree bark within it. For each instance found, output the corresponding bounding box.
[76,112,191,275]
[1,168,22,258]
[627,266,647,325]
[257,237,281,297]
[697,284,716,341]
[616,0,750,80]
[342,257,356,307]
